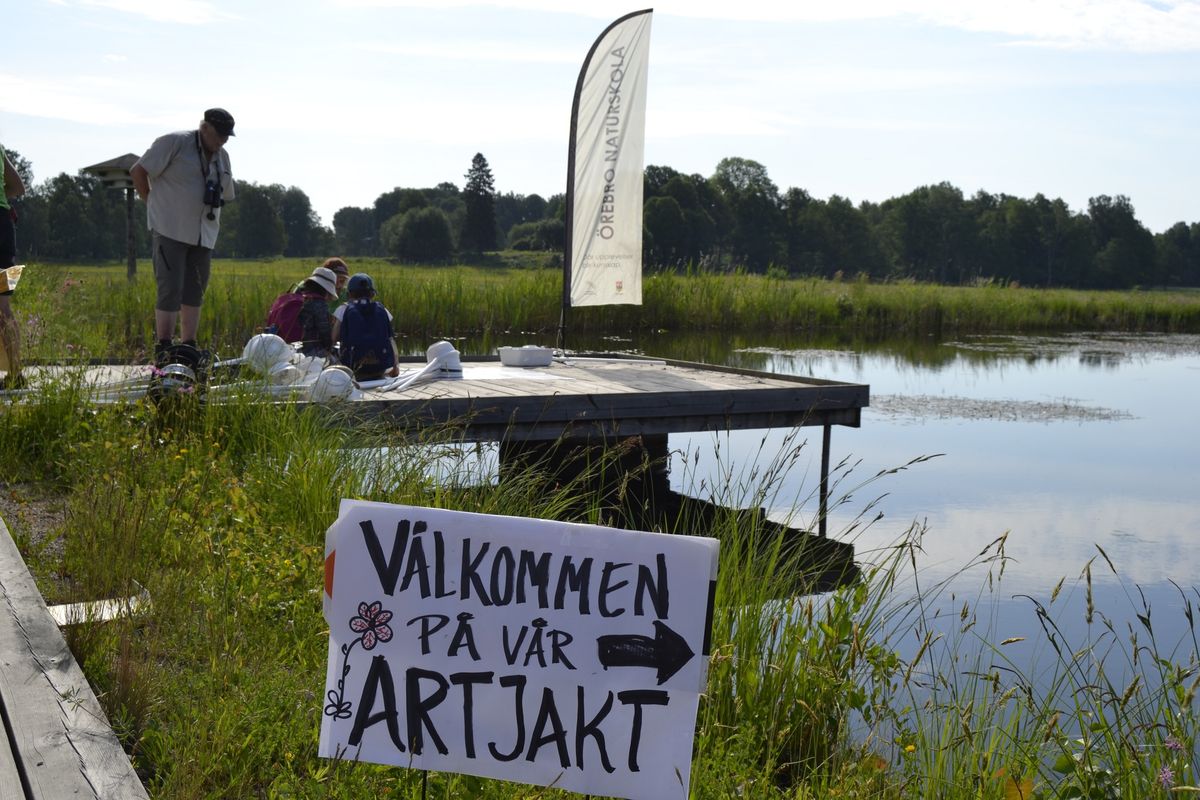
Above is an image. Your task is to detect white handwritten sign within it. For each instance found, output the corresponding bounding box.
[319,500,718,800]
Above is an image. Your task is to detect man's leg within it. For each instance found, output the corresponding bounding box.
[179,245,212,345]
[180,305,201,343]
[0,293,19,378]
[155,308,178,342]
[0,214,18,379]
[153,234,190,346]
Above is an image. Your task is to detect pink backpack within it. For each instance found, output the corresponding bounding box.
[266,291,310,343]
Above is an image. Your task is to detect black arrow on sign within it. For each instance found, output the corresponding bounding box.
[597,620,695,685]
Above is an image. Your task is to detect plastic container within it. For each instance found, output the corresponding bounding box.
[498,345,554,368]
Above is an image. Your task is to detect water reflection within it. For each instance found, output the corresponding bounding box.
[439,335,1198,580]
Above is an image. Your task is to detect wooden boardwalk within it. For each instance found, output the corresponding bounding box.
[0,520,149,799]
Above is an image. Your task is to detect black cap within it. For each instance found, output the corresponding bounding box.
[204,108,236,137]
[347,273,375,295]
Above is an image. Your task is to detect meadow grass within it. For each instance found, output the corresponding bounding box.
[11,259,1200,366]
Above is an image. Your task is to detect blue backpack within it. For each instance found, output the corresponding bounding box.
[339,300,395,379]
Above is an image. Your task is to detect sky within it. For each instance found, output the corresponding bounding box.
[4,0,1200,234]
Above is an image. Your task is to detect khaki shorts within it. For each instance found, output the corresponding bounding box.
[153,233,211,311]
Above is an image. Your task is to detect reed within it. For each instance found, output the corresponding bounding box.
[10,261,1200,366]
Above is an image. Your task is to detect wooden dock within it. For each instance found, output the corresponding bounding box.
[347,354,869,443]
[0,520,149,799]
[52,352,869,440]
[29,353,871,537]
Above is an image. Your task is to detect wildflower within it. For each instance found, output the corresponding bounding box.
[1166,736,1185,752]
[904,744,916,754]
[349,601,394,650]
[1159,765,1174,788]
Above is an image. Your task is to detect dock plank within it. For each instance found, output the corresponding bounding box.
[0,728,23,800]
[0,520,149,800]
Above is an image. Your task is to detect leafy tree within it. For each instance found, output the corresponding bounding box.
[225,183,285,258]
[643,164,682,198]
[461,153,497,252]
[710,157,782,271]
[1157,222,1197,286]
[643,196,688,265]
[782,190,882,278]
[508,218,564,251]
[495,192,547,247]
[43,174,98,259]
[1022,193,1092,287]
[381,206,453,262]
[1088,195,1155,287]
[279,187,324,257]
[878,182,976,282]
[333,206,378,255]
[374,188,429,230]
[544,193,566,222]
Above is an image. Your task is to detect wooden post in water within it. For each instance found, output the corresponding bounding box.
[819,423,831,538]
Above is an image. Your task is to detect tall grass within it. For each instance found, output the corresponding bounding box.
[12,261,1200,366]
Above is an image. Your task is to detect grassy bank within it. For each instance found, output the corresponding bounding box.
[1,384,1196,797]
[11,258,1200,363]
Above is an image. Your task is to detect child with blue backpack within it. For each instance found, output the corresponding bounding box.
[334,273,400,381]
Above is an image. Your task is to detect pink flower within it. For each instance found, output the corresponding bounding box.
[349,601,394,650]
[1166,736,1185,752]
[1159,765,1175,788]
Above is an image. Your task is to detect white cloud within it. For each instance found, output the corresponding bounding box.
[79,0,237,25]
[360,40,579,64]
[915,0,1200,52]
[331,0,1200,52]
[0,74,154,125]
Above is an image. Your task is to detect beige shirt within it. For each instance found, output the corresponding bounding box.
[134,130,235,249]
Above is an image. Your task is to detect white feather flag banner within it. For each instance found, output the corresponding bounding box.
[565,9,652,308]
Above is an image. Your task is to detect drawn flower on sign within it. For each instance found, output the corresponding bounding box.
[349,601,394,650]
[323,600,395,720]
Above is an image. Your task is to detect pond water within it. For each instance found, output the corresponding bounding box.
[552,330,1200,685]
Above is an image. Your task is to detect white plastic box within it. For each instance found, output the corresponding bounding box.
[497,345,554,367]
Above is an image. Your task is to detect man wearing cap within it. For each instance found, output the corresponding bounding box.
[131,108,236,360]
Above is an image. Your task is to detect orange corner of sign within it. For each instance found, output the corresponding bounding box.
[324,549,335,598]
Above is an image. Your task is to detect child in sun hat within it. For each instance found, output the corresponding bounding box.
[266,265,338,357]
[291,256,349,303]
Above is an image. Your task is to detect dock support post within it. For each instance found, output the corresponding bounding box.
[819,423,831,538]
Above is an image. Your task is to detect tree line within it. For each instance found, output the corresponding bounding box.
[7,148,1200,289]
